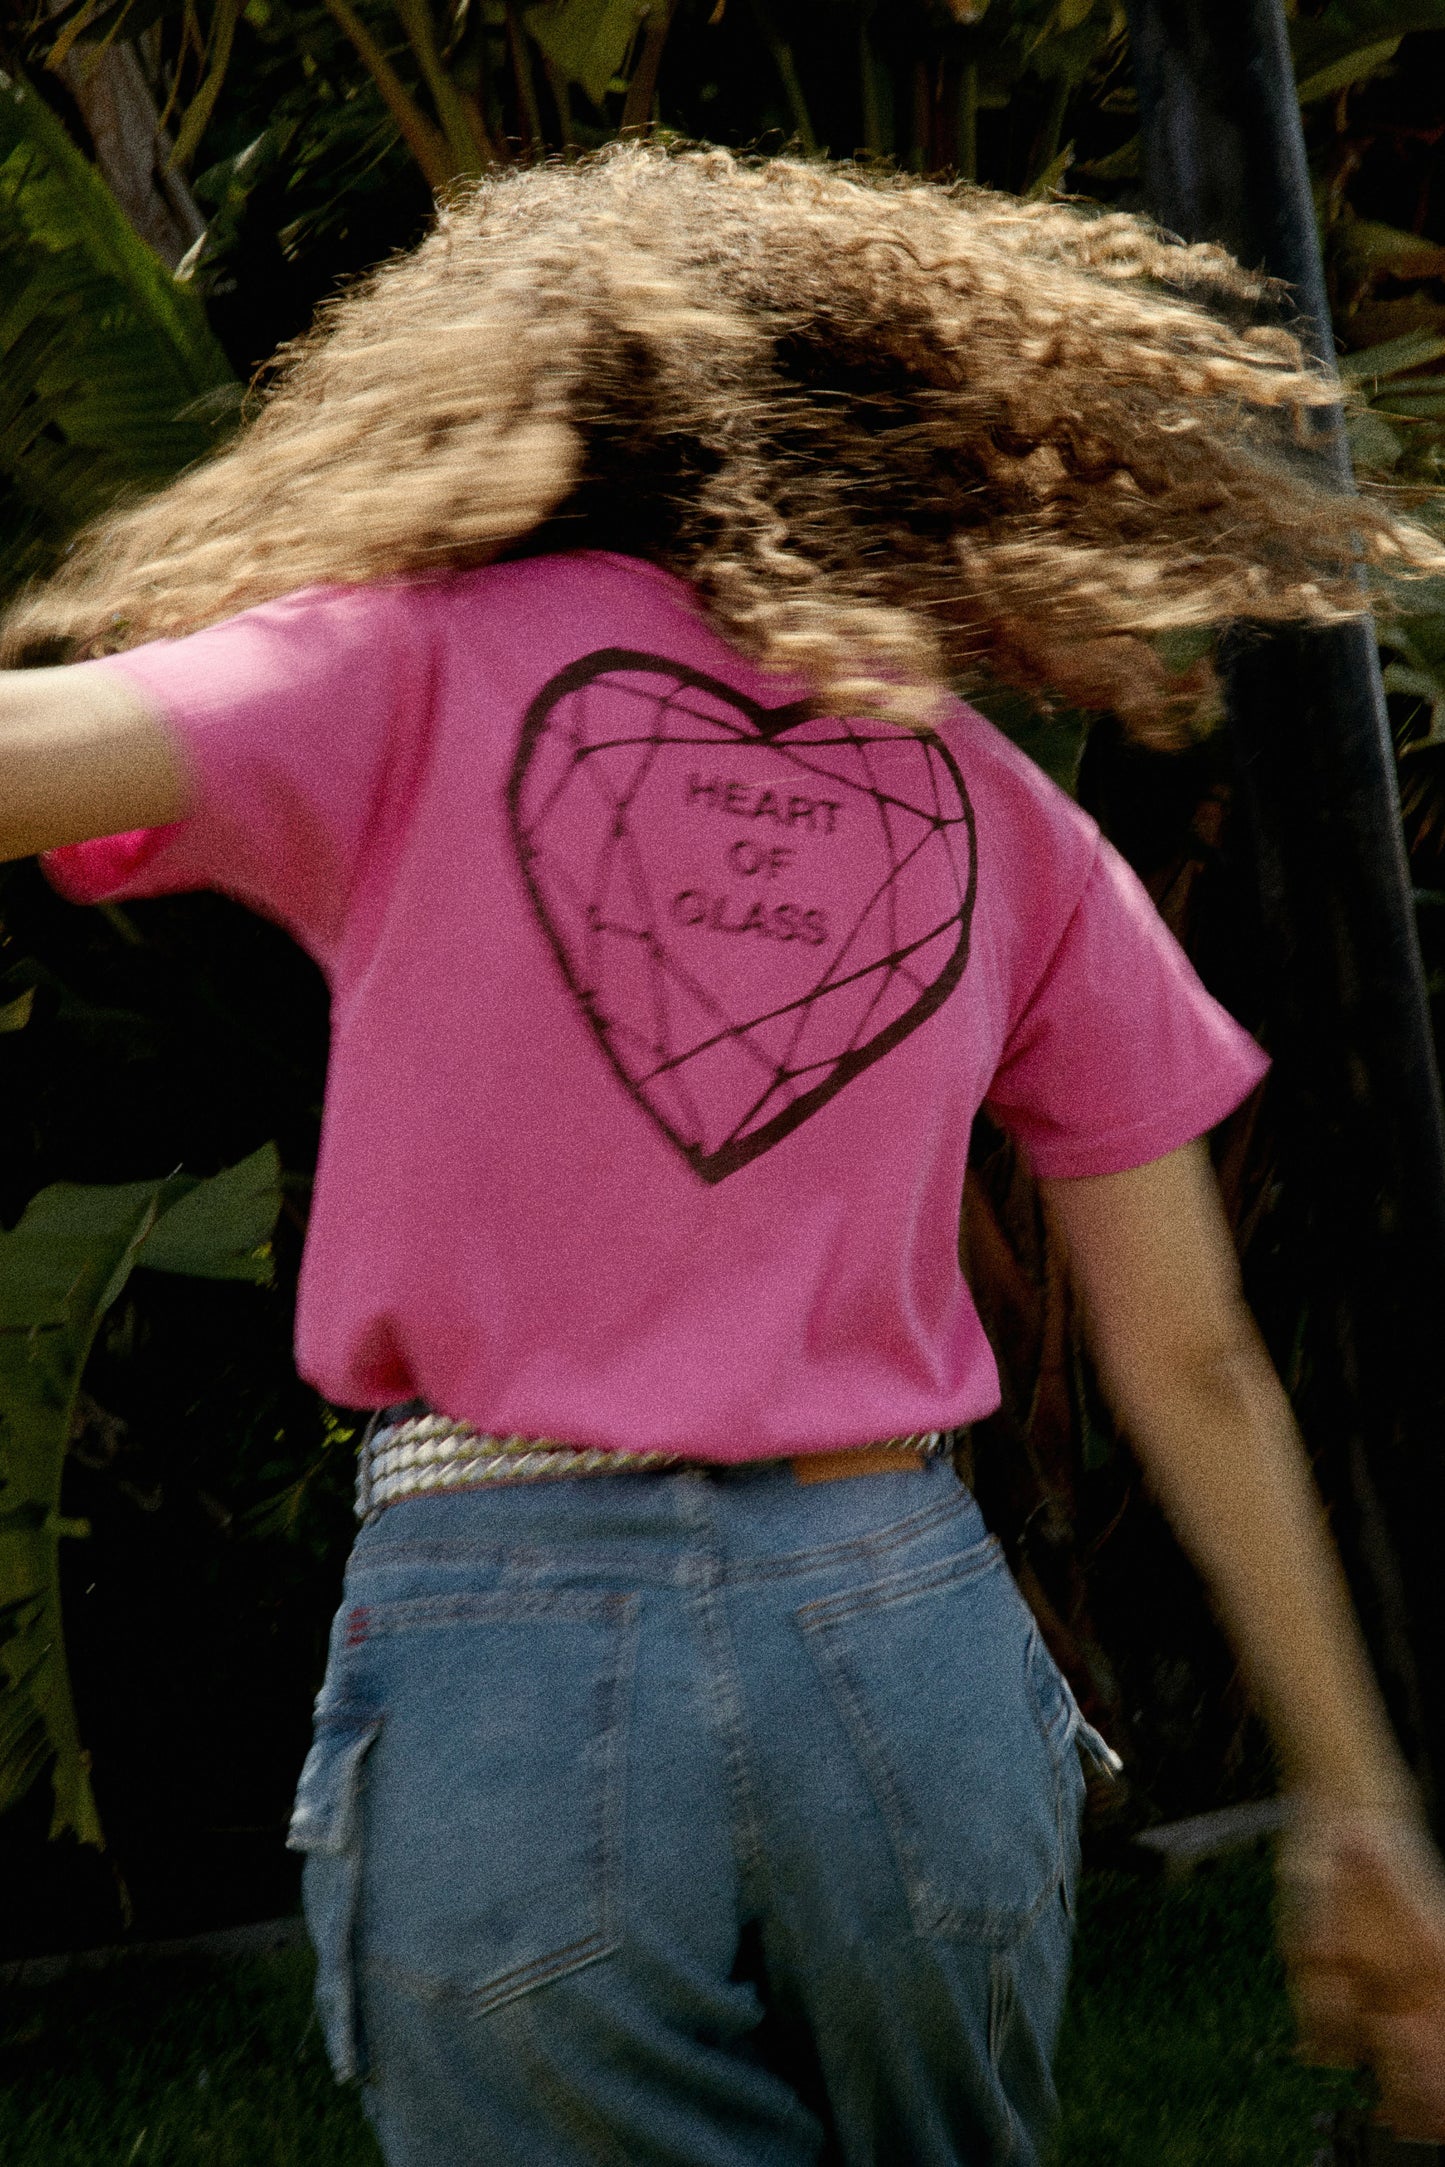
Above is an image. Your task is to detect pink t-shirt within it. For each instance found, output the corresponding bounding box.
[44,553,1267,1458]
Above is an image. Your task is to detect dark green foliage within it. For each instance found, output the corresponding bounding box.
[0,871,340,1933]
[0,68,237,595]
[0,1946,382,2165]
[0,1144,283,1846]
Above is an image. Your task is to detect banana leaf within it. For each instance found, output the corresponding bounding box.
[1335,217,1445,285]
[1341,331,1445,383]
[1290,0,1445,82]
[1295,35,1401,104]
[0,1145,281,1844]
[522,0,647,107]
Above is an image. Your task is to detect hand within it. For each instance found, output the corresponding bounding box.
[1280,1805,1445,2140]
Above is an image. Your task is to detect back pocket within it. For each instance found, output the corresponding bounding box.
[351,1589,638,2014]
[798,1539,1067,1947]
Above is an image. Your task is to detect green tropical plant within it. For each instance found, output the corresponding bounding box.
[0,0,1442,1894]
[0,1145,282,1843]
[20,0,1143,285]
[0,65,237,598]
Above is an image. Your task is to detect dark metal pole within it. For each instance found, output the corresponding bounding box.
[1125,0,1445,1828]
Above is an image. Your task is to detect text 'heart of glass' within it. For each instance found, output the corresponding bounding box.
[509,651,978,1182]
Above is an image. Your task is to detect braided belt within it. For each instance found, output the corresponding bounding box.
[356,1411,947,1519]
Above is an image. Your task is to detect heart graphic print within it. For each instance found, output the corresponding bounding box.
[508,649,977,1183]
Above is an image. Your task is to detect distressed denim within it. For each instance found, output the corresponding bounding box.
[289,1457,1093,2167]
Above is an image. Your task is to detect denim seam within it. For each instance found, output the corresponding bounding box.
[597,1592,639,1964]
[1020,1626,1084,1908]
[987,1950,1023,2163]
[1028,1632,1085,1972]
[793,1536,1004,1628]
[348,1532,519,1568]
[335,1589,634,1631]
[364,1932,617,2017]
[722,1491,974,1585]
[694,1575,769,1899]
[346,1542,681,1588]
[348,1489,972,1589]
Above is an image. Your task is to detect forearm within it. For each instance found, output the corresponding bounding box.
[1041,1143,1418,1822]
[1109,1326,1415,1815]
[0,667,187,861]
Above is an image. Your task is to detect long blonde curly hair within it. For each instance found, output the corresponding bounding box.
[7,142,1443,740]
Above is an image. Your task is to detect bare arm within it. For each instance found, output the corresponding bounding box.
[1041,1140,1404,1813]
[0,667,189,862]
[1043,1141,1445,2134]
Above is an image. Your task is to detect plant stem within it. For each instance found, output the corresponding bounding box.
[910,55,929,173]
[544,56,577,153]
[319,0,454,191]
[464,83,507,162]
[169,0,242,168]
[621,0,676,135]
[506,0,544,153]
[858,23,886,156]
[1027,75,1069,193]
[748,0,816,156]
[957,58,977,180]
[392,0,494,170]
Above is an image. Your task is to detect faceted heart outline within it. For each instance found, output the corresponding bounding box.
[508,648,978,1183]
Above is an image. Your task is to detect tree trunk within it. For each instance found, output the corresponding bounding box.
[1125,0,1445,1835]
[53,36,205,270]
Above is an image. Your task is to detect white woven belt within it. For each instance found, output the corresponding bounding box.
[356,1412,946,1519]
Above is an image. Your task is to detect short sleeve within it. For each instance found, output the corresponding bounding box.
[41,582,430,965]
[984,837,1269,1178]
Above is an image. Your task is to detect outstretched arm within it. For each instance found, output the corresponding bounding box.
[1042,1140,1445,2137]
[0,667,188,862]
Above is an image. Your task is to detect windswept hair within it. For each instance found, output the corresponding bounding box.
[6,141,1444,739]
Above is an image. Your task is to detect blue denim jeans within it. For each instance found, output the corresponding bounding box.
[289,1457,1091,2166]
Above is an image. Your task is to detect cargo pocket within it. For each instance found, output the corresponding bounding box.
[288,1710,382,2082]
[798,1537,1070,1947]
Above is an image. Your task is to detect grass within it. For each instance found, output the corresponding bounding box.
[0,1850,1358,2165]
[1054,1851,1362,2166]
[0,1944,380,2167]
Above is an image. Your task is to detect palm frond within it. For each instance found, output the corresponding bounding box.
[0,68,238,600]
